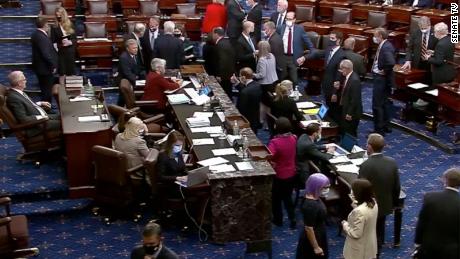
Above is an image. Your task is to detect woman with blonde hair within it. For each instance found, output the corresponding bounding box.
[270,80,303,132]
[51,7,76,84]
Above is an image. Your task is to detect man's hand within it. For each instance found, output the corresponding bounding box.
[313,246,324,256]
[333,81,340,89]
[345,114,352,121]
[296,56,306,66]
[331,94,337,103]
[326,145,336,154]
[401,61,411,70]
[37,101,51,109]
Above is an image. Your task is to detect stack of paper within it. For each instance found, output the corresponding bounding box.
[408,83,429,89]
[184,88,200,99]
[70,96,91,102]
[425,89,438,96]
[209,164,236,173]
[136,80,146,87]
[296,101,317,109]
[301,120,320,127]
[186,117,210,128]
[190,126,223,134]
[193,112,214,118]
[197,157,229,167]
[191,95,210,105]
[192,138,215,145]
[351,145,365,153]
[167,94,190,104]
[302,108,320,115]
[235,162,254,171]
[335,164,360,174]
[350,158,366,166]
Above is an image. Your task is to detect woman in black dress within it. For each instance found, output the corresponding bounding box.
[270,80,303,134]
[296,173,331,259]
[51,7,76,84]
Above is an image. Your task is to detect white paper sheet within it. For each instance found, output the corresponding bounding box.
[78,115,101,122]
[408,83,429,89]
[296,101,317,109]
[190,126,223,134]
[212,148,237,156]
[136,80,146,86]
[216,112,226,123]
[167,94,190,104]
[70,96,91,102]
[193,112,214,118]
[351,145,365,153]
[301,120,320,127]
[184,88,200,99]
[335,164,360,174]
[350,158,366,166]
[197,157,229,167]
[192,138,215,145]
[235,162,254,171]
[209,164,236,173]
[191,95,210,105]
[329,156,350,164]
[425,89,438,96]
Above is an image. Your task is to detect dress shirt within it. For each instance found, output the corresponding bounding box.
[446,187,459,193]
[371,40,386,75]
[370,152,382,157]
[412,0,419,6]
[11,88,48,119]
[282,26,293,54]
[242,33,255,52]
[340,71,352,105]
[149,29,158,50]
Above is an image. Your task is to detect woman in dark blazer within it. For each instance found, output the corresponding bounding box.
[270,80,303,134]
[51,7,76,84]
[156,131,187,191]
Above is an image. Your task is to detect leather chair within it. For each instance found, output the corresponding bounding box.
[87,0,109,14]
[139,0,158,16]
[320,34,330,50]
[0,85,62,165]
[306,31,321,49]
[176,3,196,16]
[295,5,315,23]
[332,8,351,24]
[84,22,107,38]
[119,79,160,115]
[347,34,369,58]
[40,0,62,15]
[0,197,39,258]
[367,11,387,28]
[107,104,167,136]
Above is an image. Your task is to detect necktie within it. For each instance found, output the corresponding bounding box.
[133,55,137,65]
[327,48,334,64]
[248,37,255,52]
[277,13,282,27]
[287,28,292,55]
[421,32,428,57]
[150,32,155,51]
[23,92,47,117]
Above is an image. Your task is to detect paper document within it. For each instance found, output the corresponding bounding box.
[70,96,91,102]
[408,83,429,89]
[197,157,229,167]
[78,114,109,122]
[303,108,320,115]
[329,156,350,164]
[425,89,438,96]
[190,126,223,134]
[301,120,320,127]
[209,164,236,173]
[192,138,215,145]
[191,95,210,105]
[181,80,191,87]
[216,112,225,123]
[235,162,254,171]
[296,101,317,109]
[212,148,237,156]
[351,145,365,153]
[193,112,214,118]
[335,164,360,174]
[189,76,202,89]
[167,94,190,104]
[184,88,200,99]
[186,117,210,128]
[90,104,104,109]
[136,80,146,86]
[350,158,366,166]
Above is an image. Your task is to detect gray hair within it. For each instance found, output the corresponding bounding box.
[163,21,175,34]
[133,23,146,34]
[418,16,431,27]
[257,41,271,58]
[125,39,137,48]
[343,37,356,50]
[278,0,288,8]
[151,58,166,71]
[243,21,254,31]
[142,222,162,237]
[340,59,353,70]
[434,22,448,35]
[264,21,276,31]
[8,71,24,87]
[443,168,460,188]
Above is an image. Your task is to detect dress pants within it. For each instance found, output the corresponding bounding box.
[37,73,55,103]
[340,117,359,137]
[281,55,298,85]
[272,176,296,225]
[372,74,392,133]
[376,214,386,252]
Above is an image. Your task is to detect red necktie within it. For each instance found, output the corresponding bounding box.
[287,28,292,55]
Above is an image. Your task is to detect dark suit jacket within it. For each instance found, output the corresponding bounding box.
[215,37,236,79]
[268,32,286,73]
[236,80,262,129]
[428,36,456,84]
[278,24,315,61]
[31,29,58,76]
[310,47,345,98]
[376,40,396,77]
[226,0,245,39]
[410,0,433,7]
[405,28,437,69]
[270,11,286,28]
[130,244,179,259]
[296,133,333,178]
[358,153,401,217]
[123,32,145,67]
[153,34,184,69]
[342,49,366,77]
[236,34,257,71]
[415,189,460,259]
[117,51,143,88]
[340,72,362,119]
[247,3,262,43]
[141,29,163,71]
[156,152,186,183]
[270,96,303,123]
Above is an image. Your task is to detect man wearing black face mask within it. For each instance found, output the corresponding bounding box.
[131,222,179,259]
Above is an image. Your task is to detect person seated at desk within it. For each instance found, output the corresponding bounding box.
[130,222,179,259]
[296,123,335,184]
[270,80,303,131]
[268,117,297,229]
[6,71,61,136]
[141,58,182,111]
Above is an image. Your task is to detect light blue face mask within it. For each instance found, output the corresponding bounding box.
[173,145,182,154]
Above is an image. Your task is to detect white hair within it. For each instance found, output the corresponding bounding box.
[163,21,175,34]
[434,22,448,35]
[151,58,166,71]
[8,71,24,87]
[340,59,354,70]
[133,23,146,34]
[125,39,137,48]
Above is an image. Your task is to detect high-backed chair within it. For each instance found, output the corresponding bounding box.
[296,5,315,23]
[87,0,109,14]
[139,0,158,16]
[84,22,107,38]
[0,197,39,258]
[0,85,62,165]
[107,104,167,136]
[119,79,160,115]
[176,3,196,16]
[124,20,137,34]
[40,0,62,15]
[367,11,387,28]
[306,31,321,49]
[348,34,369,58]
[332,8,351,24]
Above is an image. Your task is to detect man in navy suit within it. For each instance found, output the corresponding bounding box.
[131,222,179,259]
[31,18,57,103]
[270,0,288,29]
[338,59,362,137]
[141,16,163,72]
[117,39,145,106]
[371,28,395,136]
[154,21,184,69]
[278,12,315,85]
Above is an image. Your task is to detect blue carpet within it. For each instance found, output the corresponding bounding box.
[0,18,36,38]
[0,42,32,63]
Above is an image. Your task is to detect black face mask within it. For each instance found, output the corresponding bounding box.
[174,33,182,38]
[328,39,337,47]
[143,245,159,255]
[150,28,157,33]
[56,17,62,22]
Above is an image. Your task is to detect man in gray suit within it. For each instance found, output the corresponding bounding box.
[342,37,366,77]
[6,71,61,136]
[358,133,401,254]
[264,21,285,80]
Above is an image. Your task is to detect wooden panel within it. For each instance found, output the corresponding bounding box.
[318,0,351,18]
[121,0,139,9]
[351,3,383,21]
[158,0,186,10]
[289,0,318,11]
[384,5,419,25]
[415,9,451,27]
[331,24,369,38]
[85,16,118,32]
[77,40,113,58]
[301,21,332,35]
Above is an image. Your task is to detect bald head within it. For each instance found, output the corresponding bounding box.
[243,21,255,34]
[343,37,356,50]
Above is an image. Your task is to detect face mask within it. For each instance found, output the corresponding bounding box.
[56,17,62,22]
[173,144,182,154]
[174,33,182,38]
[150,28,157,33]
[138,129,145,136]
[372,36,379,44]
[420,29,429,34]
[321,187,330,196]
[286,21,293,27]
[143,245,159,255]
[328,39,337,47]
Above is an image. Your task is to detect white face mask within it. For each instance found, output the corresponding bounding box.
[420,29,429,34]
[286,21,293,27]
[316,134,322,142]
[321,187,330,196]
[372,36,379,44]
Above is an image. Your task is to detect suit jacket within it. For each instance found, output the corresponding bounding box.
[117,51,143,88]
[428,36,456,84]
[31,29,58,76]
[236,34,257,71]
[124,32,144,67]
[140,29,163,71]
[153,34,184,69]
[278,24,315,62]
[270,96,303,123]
[156,152,186,183]
[268,32,286,73]
[410,0,433,7]
[247,3,262,43]
[405,28,437,69]
[358,154,401,217]
[226,0,245,39]
[310,47,345,98]
[415,189,460,259]
[114,135,149,169]
[130,244,179,259]
[376,40,396,77]
[296,133,333,178]
[141,72,179,110]
[215,37,236,79]
[340,72,362,120]
[270,11,286,28]
[236,80,262,130]
[342,49,366,77]
[343,202,378,259]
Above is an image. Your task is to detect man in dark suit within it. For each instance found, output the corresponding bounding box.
[31,18,57,103]
[338,59,362,137]
[154,21,184,69]
[226,0,245,41]
[6,71,61,137]
[141,17,162,72]
[232,67,262,133]
[425,22,456,85]
[236,21,257,71]
[117,39,145,106]
[131,222,179,259]
[278,12,315,85]
[342,37,366,77]
[123,22,146,68]
[212,27,236,97]
[358,133,401,253]
[246,0,262,43]
[264,21,286,80]
[401,16,437,84]
[410,0,433,7]
[270,0,288,29]
[414,168,460,259]
[371,28,395,136]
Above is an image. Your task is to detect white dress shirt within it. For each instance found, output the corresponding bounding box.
[372,40,386,75]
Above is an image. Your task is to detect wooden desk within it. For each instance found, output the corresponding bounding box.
[383,5,419,26]
[301,21,332,35]
[437,83,460,124]
[332,24,370,38]
[318,0,351,18]
[58,86,112,198]
[158,0,187,15]
[351,3,383,21]
[77,39,114,68]
[393,65,427,89]
[289,0,319,11]
[415,9,452,26]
